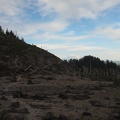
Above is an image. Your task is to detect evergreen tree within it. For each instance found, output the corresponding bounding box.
[66,55,120,81]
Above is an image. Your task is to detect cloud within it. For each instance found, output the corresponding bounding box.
[0,0,28,16]
[36,43,106,51]
[36,0,120,20]
[1,19,69,38]
[25,31,90,42]
[37,43,117,60]
[92,25,120,40]
[0,0,34,32]
[0,0,120,61]
[39,43,120,61]
[22,20,68,35]
[69,46,106,51]
[1,0,120,38]
[93,49,120,61]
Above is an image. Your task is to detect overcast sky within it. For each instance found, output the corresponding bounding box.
[1,0,120,61]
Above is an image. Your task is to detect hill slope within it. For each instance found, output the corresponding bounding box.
[0,27,72,76]
[67,55,120,81]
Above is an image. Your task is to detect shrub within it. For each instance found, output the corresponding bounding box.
[27,77,32,84]
[114,77,120,86]
[0,110,11,120]
[11,74,17,82]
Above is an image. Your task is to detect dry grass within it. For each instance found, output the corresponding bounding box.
[0,74,120,120]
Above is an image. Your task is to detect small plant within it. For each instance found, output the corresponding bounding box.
[13,90,24,98]
[11,73,17,82]
[114,77,120,86]
[27,77,32,84]
[115,108,120,115]
[0,110,11,120]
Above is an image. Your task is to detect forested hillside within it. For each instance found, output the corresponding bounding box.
[0,25,120,84]
[0,26,72,76]
[66,55,120,83]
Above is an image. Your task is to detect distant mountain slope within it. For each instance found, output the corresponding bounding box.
[0,26,72,76]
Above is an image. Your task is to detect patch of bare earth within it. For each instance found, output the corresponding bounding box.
[0,75,120,120]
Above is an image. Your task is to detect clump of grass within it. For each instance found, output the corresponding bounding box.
[10,73,17,82]
[27,76,33,84]
[0,110,11,120]
[114,77,120,86]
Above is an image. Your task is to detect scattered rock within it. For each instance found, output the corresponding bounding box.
[0,89,7,95]
[31,94,47,100]
[116,102,120,106]
[30,104,52,110]
[7,108,29,114]
[27,77,33,84]
[108,106,120,109]
[21,108,29,114]
[104,97,110,100]
[59,93,68,99]
[114,97,120,102]
[11,101,20,108]
[59,114,68,120]
[1,96,7,100]
[45,76,54,80]
[89,100,105,107]
[13,91,24,98]
[71,94,90,100]
[82,112,92,116]
[0,110,11,120]
[42,112,56,120]
[0,90,5,95]
[107,113,120,120]
[15,115,25,120]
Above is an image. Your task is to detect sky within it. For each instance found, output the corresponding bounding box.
[0,0,120,61]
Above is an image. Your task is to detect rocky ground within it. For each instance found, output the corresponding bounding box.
[0,74,120,120]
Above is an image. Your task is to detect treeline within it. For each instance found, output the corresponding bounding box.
[0,26,24,42]
[65,55,120,82]
[0,26,32,56]
[0,26,29,76]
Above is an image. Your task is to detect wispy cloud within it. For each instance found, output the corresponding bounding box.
[0,0,120,60]
[36,43,106,51]
[0,0,25,16]
[19,20,69,36]
[36,0,120,20]
[29,32,90,42]
[92,24,120,41]
[37,43,119,60]
[1,0,120,35]
[1,0,120,37]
